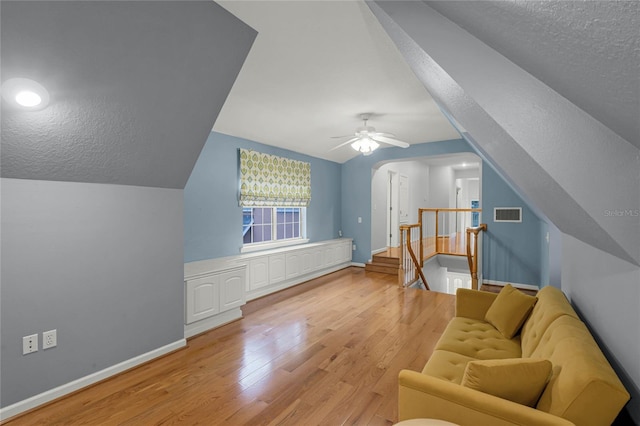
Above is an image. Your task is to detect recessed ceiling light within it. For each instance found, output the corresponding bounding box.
[1,78,50,110]
[15,91,42,107]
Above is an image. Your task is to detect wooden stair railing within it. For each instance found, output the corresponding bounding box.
[400,224,429,290]
[418,208,482,260]
[398,208,483,289]
[466,223,487,290]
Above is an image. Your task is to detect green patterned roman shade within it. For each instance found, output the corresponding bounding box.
[239,149,311,207]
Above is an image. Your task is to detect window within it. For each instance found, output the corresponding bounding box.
[239,149,310,251]
[243,207,304,245]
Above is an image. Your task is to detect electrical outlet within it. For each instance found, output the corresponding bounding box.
[43,329,57,349]
[352,244,356,251]
[23,334,38,355]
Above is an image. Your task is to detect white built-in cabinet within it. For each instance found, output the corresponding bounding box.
[269,254,286,284]
[184,265,246,338]
[244,239,352,300]
[184,239,352,338]
[185,275,220,323]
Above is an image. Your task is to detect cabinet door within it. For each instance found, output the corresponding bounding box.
[185,275,219,324]
[286,252,301,280]
[323,245,336,267]
[301,250,314,275]
[249,257,269,290]
[340,242,352,263]
[269,254,286,284]
[219,269,246,312]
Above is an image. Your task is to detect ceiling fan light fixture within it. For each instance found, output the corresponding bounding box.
[331,113,409,155]
[351,137,379,155]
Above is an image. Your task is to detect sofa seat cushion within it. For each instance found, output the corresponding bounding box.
[421,350,476,384]
[435,317,522,360]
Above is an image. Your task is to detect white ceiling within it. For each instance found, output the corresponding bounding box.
[215,1,461,164]
[215,1,638,163]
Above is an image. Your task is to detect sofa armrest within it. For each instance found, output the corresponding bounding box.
[399,370,575,426]
[455,288,498,320]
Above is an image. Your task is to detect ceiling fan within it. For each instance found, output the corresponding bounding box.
[330,113,410,156]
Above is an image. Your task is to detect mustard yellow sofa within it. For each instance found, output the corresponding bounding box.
[398,286,630,426]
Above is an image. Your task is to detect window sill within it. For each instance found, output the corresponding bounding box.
[241,238,310,254]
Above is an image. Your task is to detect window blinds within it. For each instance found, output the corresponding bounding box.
[239,149,311,207]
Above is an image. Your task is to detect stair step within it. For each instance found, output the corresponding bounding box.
[365,262,400,275]
[371,254,400,265]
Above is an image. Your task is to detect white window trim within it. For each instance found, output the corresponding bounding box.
[241,237,310,253]
[241,207,307,253]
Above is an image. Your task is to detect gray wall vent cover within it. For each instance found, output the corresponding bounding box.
[494,207,522,223]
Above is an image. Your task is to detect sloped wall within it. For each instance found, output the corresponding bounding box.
[1,1,256,188]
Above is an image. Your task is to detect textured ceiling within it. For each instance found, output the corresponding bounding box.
[1,1,256,188]
[425,0,640,150]
[214,1,460,164]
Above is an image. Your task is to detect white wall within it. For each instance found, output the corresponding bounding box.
[561,234,640,421]
[371,161,429,252]
[427,165,453,208]
[423,258,447,293]
[427,165,456,234]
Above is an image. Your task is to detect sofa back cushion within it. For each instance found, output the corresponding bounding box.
[520,286,578,357]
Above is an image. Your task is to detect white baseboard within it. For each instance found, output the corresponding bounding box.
[184,308,243,339]
[371,247,388,255]
[0,339,186,422]
[351,262,366,268]
[482,279,539,291]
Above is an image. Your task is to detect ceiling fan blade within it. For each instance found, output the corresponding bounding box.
[372,132,396,138]
[370,135,410,148]
[330,137,359,151]
[330,134,355,139]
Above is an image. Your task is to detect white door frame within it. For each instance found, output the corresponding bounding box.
[387,171,399,247]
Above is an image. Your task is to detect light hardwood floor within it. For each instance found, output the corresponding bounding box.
[4,267,455,426]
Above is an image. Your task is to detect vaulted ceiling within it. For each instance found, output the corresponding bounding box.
[214,1,638,163]
[215,1,461,163]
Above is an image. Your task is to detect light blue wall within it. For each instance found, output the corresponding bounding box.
[187,133,546,287]
[481,164,545,286]
[184,132,342,262]
[341,139,475,264]
[341,138,546,287]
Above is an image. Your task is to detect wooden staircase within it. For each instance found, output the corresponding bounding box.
[365,249,401,276]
